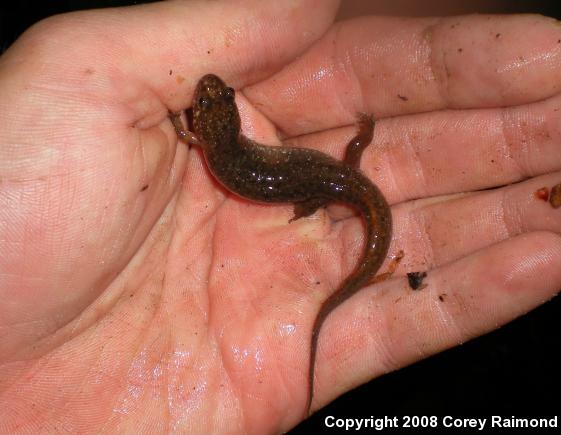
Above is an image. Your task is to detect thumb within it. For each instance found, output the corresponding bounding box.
[0,0,339,357]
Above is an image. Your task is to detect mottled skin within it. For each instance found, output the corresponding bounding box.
[170,74,392,415]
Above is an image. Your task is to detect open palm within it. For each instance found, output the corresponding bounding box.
[1,1,560,433]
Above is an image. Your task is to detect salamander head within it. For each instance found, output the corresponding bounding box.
[192,74,241,148]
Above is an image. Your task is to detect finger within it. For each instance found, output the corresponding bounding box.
[322,170,561,279]
[311,230,561,409]
[389,171,561,272]
[284,93,561,203]
[244,14,561,135]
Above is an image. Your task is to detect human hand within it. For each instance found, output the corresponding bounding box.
[1,1,560,433]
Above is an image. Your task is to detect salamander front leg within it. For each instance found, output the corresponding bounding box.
[169,111,201,145]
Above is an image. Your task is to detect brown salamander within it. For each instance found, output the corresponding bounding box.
[170,74,392,415]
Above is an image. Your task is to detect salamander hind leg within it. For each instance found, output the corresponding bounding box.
[289,198,328,223]
[369,250,404,284]
[344,113,375,168]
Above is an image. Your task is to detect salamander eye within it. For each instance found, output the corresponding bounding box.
[198,96,211,109]
[222,87,235,101]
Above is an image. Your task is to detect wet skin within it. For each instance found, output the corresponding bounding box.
[170,74,392,415]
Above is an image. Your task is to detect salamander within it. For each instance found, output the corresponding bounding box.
[170,74,392,415]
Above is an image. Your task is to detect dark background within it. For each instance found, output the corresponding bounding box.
[1,1,559,433]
